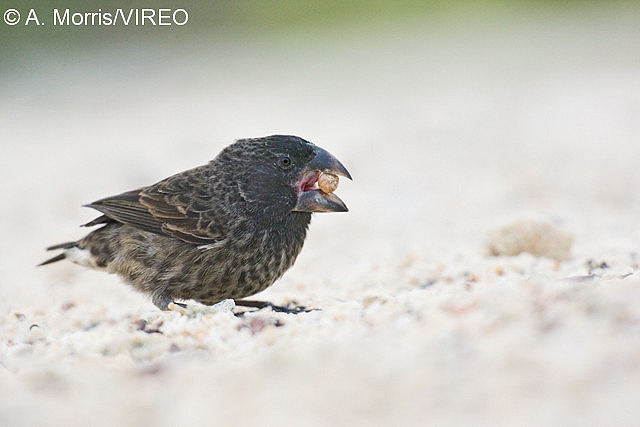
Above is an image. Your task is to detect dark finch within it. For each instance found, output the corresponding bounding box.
[41,135,351,310]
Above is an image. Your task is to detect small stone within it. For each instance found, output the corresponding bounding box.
[362,295,386,308]
[61,302,76,311]
[132,319,147,331]
[487,218,573,260]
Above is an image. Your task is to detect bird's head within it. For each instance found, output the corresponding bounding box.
[219,135,352,219]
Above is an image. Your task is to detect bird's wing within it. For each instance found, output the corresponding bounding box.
[86,170,225,245]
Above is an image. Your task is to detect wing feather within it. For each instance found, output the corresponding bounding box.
[85,169,225,245]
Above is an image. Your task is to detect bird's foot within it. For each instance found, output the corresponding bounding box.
[153,293,187,311]
[167,301,188,314]
[234,299,317,315]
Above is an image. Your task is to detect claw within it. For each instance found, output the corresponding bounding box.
[167,301,188,314]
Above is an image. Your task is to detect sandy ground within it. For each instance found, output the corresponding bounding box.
[2,5,640,426]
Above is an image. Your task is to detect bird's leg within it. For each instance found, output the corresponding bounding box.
[234,299,317,314]
[153,293,186,311]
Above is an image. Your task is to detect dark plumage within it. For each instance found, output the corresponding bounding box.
[41,135,351,310]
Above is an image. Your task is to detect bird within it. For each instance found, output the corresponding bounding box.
[40,135,351,311]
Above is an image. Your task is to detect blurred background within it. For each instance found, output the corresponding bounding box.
[3,0,640,247]
[3,1,638,252]
[2,1,640,425]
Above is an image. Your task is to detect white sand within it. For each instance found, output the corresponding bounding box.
[2,5,640,426]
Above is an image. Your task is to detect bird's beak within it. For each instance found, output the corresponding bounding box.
[293,190,349,213]
[306,145,352,181]
[293,146,352,213]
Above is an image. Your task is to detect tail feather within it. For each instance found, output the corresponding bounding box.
[46,241,77,251]
[39,241,79,267]
[38,253,67,266]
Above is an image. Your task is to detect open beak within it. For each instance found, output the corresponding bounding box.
[293,145,352,213]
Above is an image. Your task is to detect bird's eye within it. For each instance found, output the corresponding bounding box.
[278,156,292,169]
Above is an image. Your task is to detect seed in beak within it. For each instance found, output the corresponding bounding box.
[318,172,339,194]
